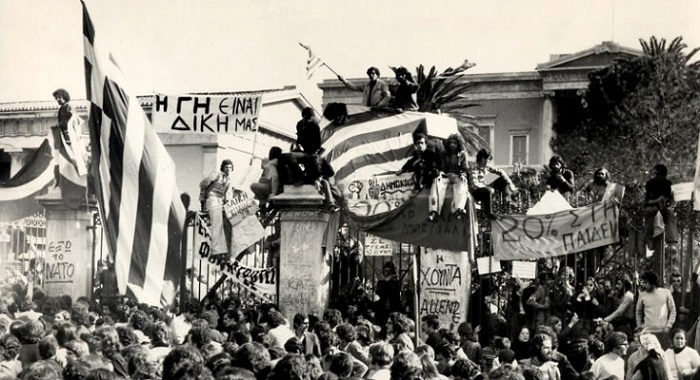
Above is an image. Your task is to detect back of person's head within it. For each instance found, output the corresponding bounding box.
[216,366,257,380]
[268,346,286,361]
[318,332,340,355]
[335,323,356,343]
[162,344,204,380]
[654,164,668,178]
[390,351,422,380]
[498,349,516,366]
[63,358,93,380]
[71,301,91,327]
[201,310,220,330]
[399,366,425,380]
[187,326,212,349]
[369,341,395,366]
[38,335,58,359]
[169,361,215,380]
[414,344,434,360]
[450,358,480,380]
[330,352,353,378]
[56,321,79,346]
[420,353,440,377]
[284,337,304,354]
[116,325,139,347]
[270,353,309,380]
[20,360,62,380]
[322,309,342,328]
[588,339,605,359]
[20,319,45,344]
[269,146,283,160]
[206,351,233,376]
[262,310,286,329]
[149,321,171,347]
[234,342,270,375]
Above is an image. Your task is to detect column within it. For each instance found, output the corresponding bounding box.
[37,188,96,301]
[541,91,555,163]
[271,185,332,322]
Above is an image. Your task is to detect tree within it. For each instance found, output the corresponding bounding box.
[551,36,700,223]
[391,60,489,154]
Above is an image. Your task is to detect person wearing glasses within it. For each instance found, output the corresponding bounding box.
[292,313,321,357]
[337,66,392,109]
[590,331,629,380]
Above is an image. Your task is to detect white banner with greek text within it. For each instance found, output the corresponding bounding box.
[194,214,275,301]
[419,248,470,329]
[151,94,262,134]
[491,201,619,260]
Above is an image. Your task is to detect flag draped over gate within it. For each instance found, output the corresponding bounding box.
[82,1,186,307]
[321,106,477,253]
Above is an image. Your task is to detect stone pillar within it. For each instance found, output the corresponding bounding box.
[271,185,332,322]
[37,188,96,301]
[541,91,556,164]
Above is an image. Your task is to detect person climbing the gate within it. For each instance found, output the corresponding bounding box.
[468,149,516,217]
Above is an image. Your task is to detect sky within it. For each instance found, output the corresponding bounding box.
[1,0,699,109]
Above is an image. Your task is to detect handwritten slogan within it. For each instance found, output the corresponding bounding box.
[491,201,619,260]
[344,173,415,217]
[194,215,275,301]
[364,234,394,256]
[44,240,76,285]
[420,248,470,327]
[151,94,262,134]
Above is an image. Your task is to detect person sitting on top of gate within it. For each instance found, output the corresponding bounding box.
[396,133,440,194]
[468,149,516,217]
[250,146,282,214]
[427,133,471,222]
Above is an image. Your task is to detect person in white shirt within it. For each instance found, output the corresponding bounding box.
[365,341,394,380]
[665,329,700,380]
[590,331,628,380]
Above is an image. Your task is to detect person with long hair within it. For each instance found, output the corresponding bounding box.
[665,329,700,380]
[428,133,471,222]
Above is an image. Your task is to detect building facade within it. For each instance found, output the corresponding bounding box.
[319,41,642,169]
[0,86,314,205]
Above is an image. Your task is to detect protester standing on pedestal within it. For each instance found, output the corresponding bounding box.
[199,159,234,258]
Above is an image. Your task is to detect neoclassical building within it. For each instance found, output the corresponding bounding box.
[319,41,642,169]
[0,86,313,199]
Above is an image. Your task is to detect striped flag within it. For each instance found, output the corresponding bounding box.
[299,43,324,79]
[0,140,54,223]
[82,1,186,307]
[321,105,461,184]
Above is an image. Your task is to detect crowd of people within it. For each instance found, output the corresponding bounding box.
[0,262,699,380]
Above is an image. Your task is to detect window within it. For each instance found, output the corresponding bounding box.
[510,135,528,165]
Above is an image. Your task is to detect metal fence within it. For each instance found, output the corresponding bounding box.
[0,211,47,289]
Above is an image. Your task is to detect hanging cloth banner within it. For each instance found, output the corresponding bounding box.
[491,200,619,260]
[151,93,262,135]
[194,214,276,302]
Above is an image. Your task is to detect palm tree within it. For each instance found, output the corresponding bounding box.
[392,60,489,154]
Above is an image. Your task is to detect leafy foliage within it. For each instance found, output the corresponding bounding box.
[551,36,700,225]
[397,60,489,154]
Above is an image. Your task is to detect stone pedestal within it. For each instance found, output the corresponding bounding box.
[271,185,332,321]
[37,188,96,301]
